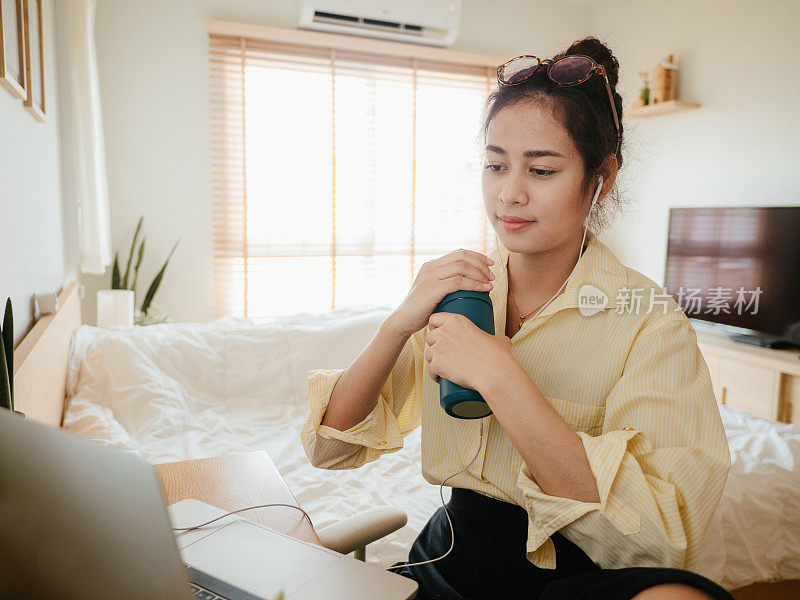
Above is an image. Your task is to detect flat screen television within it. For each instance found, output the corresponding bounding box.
[664,206,800,348]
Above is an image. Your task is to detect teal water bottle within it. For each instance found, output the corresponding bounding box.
[434,290,495,419]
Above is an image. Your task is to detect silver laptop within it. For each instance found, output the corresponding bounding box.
[170,498,418,599]
[0,409,417,600]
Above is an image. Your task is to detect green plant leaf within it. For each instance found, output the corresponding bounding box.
[131,237,146,295]
[0,330,11,411]
[121,216,143,290]
[112,252,121,289]
[141,239,179,315]
[2,298,13,410]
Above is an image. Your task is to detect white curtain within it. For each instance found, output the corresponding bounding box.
[57,0,111,275]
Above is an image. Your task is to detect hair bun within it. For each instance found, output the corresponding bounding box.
[557,36,620,89]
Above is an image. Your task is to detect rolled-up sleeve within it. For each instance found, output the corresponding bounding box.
[518,316,731,570]
[300,326,425,470]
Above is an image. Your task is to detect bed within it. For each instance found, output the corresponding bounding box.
[14,282,800,599]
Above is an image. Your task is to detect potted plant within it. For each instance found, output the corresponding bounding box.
[0,298,24,418]
[108,217,179,326]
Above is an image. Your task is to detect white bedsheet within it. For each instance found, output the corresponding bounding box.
[62,312,800,591]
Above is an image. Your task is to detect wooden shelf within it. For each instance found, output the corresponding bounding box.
[626,99,700,117]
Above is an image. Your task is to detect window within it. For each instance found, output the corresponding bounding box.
[210,33,498,320]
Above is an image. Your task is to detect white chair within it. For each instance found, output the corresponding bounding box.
[316,506,408,561]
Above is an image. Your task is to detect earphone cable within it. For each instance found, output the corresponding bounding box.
[171,503,314,532]
[171,423,486,571]
[525,177,601,321]
[385,420,485,571]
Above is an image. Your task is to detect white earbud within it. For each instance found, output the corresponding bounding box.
[591,176,604,209]
[583,176,603,229]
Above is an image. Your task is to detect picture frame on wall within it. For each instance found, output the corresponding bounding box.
[0,0,27,100]
[22,0,44,121]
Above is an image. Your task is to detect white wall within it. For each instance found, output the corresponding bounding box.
[0,0,71,341]
[593,0,800,283]
[85,0,593,325]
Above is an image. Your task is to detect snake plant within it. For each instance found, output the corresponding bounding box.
[111,217,179,318]
[1,298,14,411]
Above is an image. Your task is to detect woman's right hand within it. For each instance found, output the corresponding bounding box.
[390,249,495,338]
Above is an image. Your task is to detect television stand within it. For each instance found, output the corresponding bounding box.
[695,328,800,424]
[729,333,800,350]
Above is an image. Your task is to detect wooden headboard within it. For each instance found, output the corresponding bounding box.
[13,282,82,427]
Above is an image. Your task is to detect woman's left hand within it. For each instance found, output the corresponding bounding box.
[425,312,515,392]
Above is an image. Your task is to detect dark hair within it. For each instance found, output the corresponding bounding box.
[479,36,625,231]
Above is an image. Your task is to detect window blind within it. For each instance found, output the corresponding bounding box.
[209,33,498,320]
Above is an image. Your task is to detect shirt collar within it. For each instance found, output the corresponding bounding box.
[487,230,628,328]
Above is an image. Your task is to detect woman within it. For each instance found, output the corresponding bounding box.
[301,37,733,600]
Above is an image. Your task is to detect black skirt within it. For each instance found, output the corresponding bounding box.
[389,487,733,600]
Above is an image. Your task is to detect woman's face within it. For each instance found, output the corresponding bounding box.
[482,100,593,255]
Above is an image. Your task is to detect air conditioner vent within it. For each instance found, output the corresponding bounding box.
[362,18,401,29]
[313,11,358,23]
[313,10,430,37]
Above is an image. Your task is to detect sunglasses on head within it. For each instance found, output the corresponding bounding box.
[497,54,621,155]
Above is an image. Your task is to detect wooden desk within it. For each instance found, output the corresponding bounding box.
[154,451,321,546]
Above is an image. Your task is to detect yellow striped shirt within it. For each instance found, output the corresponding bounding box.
[300,230,731,571]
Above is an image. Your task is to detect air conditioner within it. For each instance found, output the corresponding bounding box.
[298,0,462,47]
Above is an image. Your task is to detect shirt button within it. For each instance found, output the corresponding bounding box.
[377,441,387,446]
